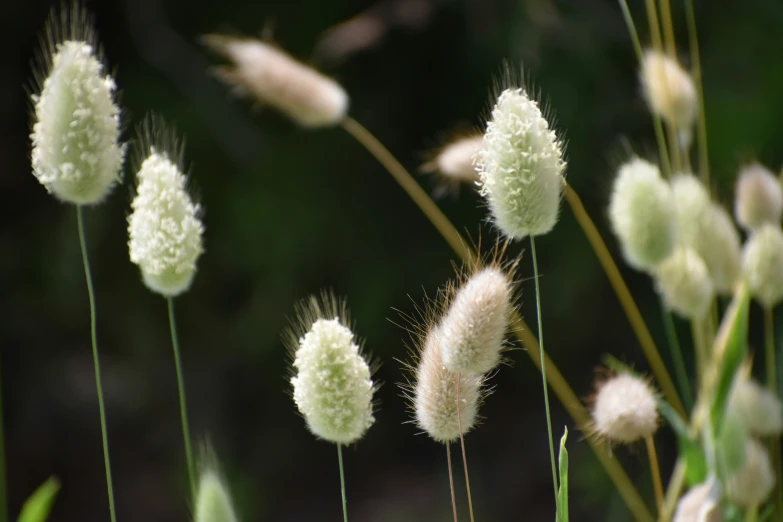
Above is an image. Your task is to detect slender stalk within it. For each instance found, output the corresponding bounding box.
[765,307,776,394]
[658,0,676,57]
[167,298,196,497]
[530,237,559,506]
[337,444,348,522]
[691,318,707,386]
[645,435,664,517]
[446,444,459,522]
[76,206,117,522]
[456,382,475,522]
[746,504,759,522]
[661,304,693,410]
[0,361,6,522]
[643,0,663,53]
[684,0,710,186]
[564,186,686,417]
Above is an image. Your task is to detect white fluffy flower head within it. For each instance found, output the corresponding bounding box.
[735,163,783,232]
[726,438,775,508]
[655,247,714,319]
[592,373,658,444]
[422,134,482,195]
[641,50,697,133]
[128,133,204,297]
[194,468,238,522]
[477,87,566,239]
[30,8,125,205]
[672,480,722,522]
[742,224,783,308]
[729,377,783,436]
[287,295,375,445]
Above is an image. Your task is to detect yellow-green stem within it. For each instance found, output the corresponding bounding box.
[661,303,693,409]
[658,0,676,57]
[446,444,459,522]
[644,0,663,53]
[645,435,664,517]
[456,381,475,522]
[765,307,783,516]
[337,444,348,522]
[691,318,707,387]
[684,0,710,186]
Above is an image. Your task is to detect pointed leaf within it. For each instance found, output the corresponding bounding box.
[556,427,569,522]
[17,477,60,522]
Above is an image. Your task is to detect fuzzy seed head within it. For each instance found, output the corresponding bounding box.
[424,135,482,186]
[742,224,783,308]
[735,163,783,232]
[31,40,125,205]
[655,247,714,319]
[440,267,511,375]
[288,298,374,445]
[203,35,348,128]
[194,469,238,522]
[641,50,697,131]
[726,438,775,508]
[608,157,677,269]
[477,88,566,239]
[672,480,722,522]
[413,327,483,443]
[729,378,783,437]
[592,373,658,444]
[128,148,204,297]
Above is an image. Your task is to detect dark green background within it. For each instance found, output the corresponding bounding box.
[3,0,783,520]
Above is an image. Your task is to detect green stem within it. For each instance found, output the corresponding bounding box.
[0,360,6,522]
[684,0,710,186]
[76,205,117,522]
[746,504,759,522]
[167,297,196,498]
[765,307,776,394]
[661,304,693,410]
[691,318,707,388]
[337,444,348,522]
[530,236,559,505]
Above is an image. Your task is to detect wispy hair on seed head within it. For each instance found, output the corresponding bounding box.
[419,127,484,199]
[131,114,187,176]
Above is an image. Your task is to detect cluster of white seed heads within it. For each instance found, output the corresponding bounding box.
[742,224,783,309]
[734,163,783,232]
[725,438,775,508]
[654,246,714,319]
[591,372,658,444]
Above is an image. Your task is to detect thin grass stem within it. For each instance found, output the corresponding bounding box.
[661,303,693,410]
[337,444,348,522]
[684,0,710,186]
[76,205,117,522]
[764,307,783,515]
[446,444,459,522]
[645,435,664,517]
[643,0,663,53]
[658,0,676,57]
[0,362,6,522]
[456,382,475,522]
[691,318,707,387]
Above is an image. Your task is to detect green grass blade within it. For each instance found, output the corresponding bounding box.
[17,477,59,522]
[556,427,569,522]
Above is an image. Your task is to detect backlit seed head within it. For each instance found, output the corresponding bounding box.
[194,468,238,522]
[203,35,348,128]
[30,6,125,205]
[608,157,677,270]
[476,87,566,239]
[726,438,775,508]
[286,293,375,445]
[672,480,723,522]
[729,377,783,437]
[735,163,783,232]
[421,134,482,194]
[591,373,658,444]
[654,247,714,319]
[641,50,697,132]
[742,224,783,308]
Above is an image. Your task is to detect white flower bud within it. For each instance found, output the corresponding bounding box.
[641,50,697,132]
[287,296,375,445]
[422,135,482,191]
[729,377,783,437]
[203,35,348,128]
[128,138,204,297]
[592,373,658,444]
[412,327,484,443]
[30,10,125,205]
[735,163,783,232]
[726,438,775,508]
[194,469,238,522]
[742,224,783,308]
[476,88,566,239]
[608,157,677,269]
[672,480,722,522]
[439,267,511,375]
[654,247,714,319]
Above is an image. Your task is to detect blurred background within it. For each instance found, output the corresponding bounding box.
[3,0,783,520]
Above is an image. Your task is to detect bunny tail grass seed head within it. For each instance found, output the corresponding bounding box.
[742,224,783,308]
[735,163,783,232]
[421,134,483,192]
[729,377,783,437]
[476,84,566,239]
[30,5,125,205]
[286,293,375,445]
[194,467,238,522]
[591,372,658,444]
[608,157,677,269]
[127,120,204,297]
[202,35,348,128]
[726,438,775,508]
[655,247,714,319]
[672,480,722,522]
[641,50,697,136]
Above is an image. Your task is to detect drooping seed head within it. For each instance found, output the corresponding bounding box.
[286,294,375,445]
[729,377,783,437]
[30,6,125,205]
[194,468,238,522]
[735,163,783,232]
[726,438,775,508]
[591,373,658,444]
[654,247,714,319]
[672,480,722,522]
[608,157,677,270]
[202,35,348,128]
[422,134,482,193]
[128,123,204,297]
[641,50,697,133]
[742,224,783,309]
[476,87,566,239]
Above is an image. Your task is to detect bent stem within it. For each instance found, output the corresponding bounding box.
[456,382,475,522]
[564,185,686,417]
[167,297,196,497]
[530,237,559,505]
[337,444,348,522]
[446,444,459,522]
[76,206,117,522]
[645,435,664,517]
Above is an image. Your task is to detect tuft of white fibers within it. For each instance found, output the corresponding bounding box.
[286,294,375,445]
[439,266,511,375]
[608,157,677,270]
[194,468,238,522]
[476,87,566,239]
[735,163,783,232]
[726,438,775,508]
[654,247,714,319]
[30,8,125,205]
[591,373,658,444]
[411,327,484,443]
[641,50,697,134]
[422,134,483,188]
[128,132,204,297]
[672,480,722,522]
[742,224,783,309]
[202,35,348,128]
[672,175,741,294]
[729,377,783,437]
